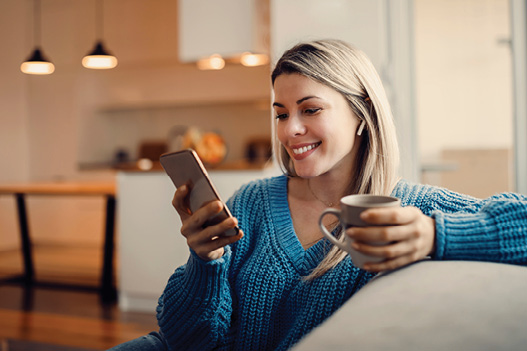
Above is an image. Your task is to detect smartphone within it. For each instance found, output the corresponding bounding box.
[160,149,239,236]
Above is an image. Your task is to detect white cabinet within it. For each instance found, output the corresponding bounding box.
[178,0,268,62]
[117,168,278,312]
[271,0,388,69]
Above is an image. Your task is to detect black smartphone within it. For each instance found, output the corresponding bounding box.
[159,149,239,236]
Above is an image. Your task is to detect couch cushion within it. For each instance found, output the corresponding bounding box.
[294,260,527,351]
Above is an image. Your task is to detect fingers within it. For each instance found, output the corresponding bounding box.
[184,217,243,262]
[180,200,224,237]
[346,206,436,272]
[352,239,421,272]
[360,252,421,272]
[183,212,238,240]
[351,238,419,260]
[348,207,425,243]
[174,186,227,233]
[178,197,243,261]
[360,206,421,226]
[191,229,244,261]
[348,224,413,243]
[173,185,191,218]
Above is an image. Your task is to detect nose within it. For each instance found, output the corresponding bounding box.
[283,115,306,137]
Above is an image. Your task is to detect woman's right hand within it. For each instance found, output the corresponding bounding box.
[172,184,243,261]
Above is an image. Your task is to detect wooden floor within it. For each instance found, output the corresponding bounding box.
[0,245,158,350]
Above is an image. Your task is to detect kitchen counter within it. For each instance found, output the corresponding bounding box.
[116,165,280,312]
[80,159,272,172]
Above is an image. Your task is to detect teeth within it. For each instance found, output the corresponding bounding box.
[293,143,318,155]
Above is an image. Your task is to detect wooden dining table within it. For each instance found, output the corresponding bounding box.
[0,181,117,302]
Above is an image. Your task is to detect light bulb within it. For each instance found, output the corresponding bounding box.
[82,55,118,69]
[240,52,269,67]
[197,54,225,70]
[82,42,118,69]
[21,61,55,75]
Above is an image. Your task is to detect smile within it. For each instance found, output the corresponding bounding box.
[292,142,321,155]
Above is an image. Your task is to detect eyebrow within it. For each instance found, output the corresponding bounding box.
[272,96,319,108]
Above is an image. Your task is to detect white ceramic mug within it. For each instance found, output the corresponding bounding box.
[319,194,401,269]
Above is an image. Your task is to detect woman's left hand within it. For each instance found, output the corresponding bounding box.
[347,206,435,272]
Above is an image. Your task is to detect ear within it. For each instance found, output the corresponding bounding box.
[356,120,366,136]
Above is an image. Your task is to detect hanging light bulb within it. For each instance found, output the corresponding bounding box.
[21,0,55,75]
[240,52,269,67]
[83,0,118,69]
[21,47,55,75]
[197,54,225,70]
[82,41,118,69]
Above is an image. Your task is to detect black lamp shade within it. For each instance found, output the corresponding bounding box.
[86,41,113,56]
[24,47,52,63]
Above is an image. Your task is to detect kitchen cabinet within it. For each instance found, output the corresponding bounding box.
[271,0,388,69]
[178,0,269,62]
[117,167,279,312]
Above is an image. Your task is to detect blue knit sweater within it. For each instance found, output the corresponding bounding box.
[156,175,527,350]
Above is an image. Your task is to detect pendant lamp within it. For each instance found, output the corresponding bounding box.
[82,0,118,69]
[21,0,55,75]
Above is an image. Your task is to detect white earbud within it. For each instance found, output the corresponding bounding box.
[357,120,366,136]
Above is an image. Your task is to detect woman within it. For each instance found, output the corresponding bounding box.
[109,39,527,350]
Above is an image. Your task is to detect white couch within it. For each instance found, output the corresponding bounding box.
[294,260,527,351]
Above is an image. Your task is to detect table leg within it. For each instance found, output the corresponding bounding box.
[15,193,34,284]
[101,195,117,302]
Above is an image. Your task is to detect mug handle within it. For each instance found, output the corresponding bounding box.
[319,208,346,250]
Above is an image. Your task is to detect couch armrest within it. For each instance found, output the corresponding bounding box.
[294,260,527,351]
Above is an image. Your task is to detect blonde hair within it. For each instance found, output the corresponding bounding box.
[271,39,400,279]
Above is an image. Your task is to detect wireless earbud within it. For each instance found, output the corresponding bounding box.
[357,120,366,136]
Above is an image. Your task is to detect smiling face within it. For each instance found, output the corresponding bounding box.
[273,73,362,179]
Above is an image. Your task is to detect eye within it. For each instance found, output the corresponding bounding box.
[275,113,289,120]
[304,108,321,115]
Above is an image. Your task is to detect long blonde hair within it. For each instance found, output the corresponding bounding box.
[271,39,400,279]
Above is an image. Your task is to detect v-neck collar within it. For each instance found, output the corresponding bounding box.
[268,176,329,275]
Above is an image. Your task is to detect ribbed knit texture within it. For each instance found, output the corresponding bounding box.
[156,176,527,350]
[392,180,527,263]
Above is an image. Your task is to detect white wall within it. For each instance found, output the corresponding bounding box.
[415,0,512,161]
[271,0,389,68]
[0,1,31,249]
[0,2,30,182]
[509,0,527,194]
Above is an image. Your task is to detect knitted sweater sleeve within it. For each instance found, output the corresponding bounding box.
[154,180,260,351]
[393,181,527,265]
[156,242,233,350]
